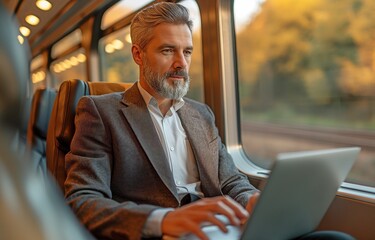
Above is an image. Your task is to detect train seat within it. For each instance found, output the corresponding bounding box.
[15,96,32,153]
[27,88,57,177]
[46,79,132,192]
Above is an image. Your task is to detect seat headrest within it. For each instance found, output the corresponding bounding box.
[21,98,32,136]
[29,88,57,139]
[52,79,89,153]
[88,82,132,95]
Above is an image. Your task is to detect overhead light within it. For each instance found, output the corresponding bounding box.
[77,53,86,63]
[32,71,45,83]
[70,56,79,66]
[17,35,24,44]
[53,64,61,73]
[36,0,52,11]
[56,63,65,72]
[112,39,124,50]
[19,26,31,37]
[25,15,40,26]
[105,44,115,54]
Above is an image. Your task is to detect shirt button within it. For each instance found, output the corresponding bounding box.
[170,146,174,151]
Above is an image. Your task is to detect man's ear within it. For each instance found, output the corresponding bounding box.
[131,44,143,66]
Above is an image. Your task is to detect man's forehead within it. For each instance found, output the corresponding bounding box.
[147,23,193,47]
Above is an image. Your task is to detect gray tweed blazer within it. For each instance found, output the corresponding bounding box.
[65,83,257,240]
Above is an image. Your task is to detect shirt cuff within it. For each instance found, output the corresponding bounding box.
[142,208,174,238]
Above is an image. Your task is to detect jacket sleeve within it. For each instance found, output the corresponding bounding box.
[204,104,259,207]
[65,96,158,240]
[218,140,259,207]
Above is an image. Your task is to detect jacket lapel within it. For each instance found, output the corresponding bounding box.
[177,103,220,194]
[120,84,178,200]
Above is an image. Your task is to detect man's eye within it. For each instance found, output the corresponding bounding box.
[162,49,173,54]
[184,50,192,56]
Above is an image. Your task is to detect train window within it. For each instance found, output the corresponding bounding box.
[179,0,204,102]
[31,54,44,72]
[234,0,375,188]
[99,26,138,83]
[31,69,46,90]
[50,29,86,89]
[51,29,82,59]
[99,0,204,102]
[50,48,87,88]
[101,0,153,30]
[30,54,46,90]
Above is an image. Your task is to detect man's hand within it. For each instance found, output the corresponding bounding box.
[161,196,248,240]
[246,192,260,214]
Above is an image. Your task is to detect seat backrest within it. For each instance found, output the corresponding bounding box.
[46,79,132,191]
[16,96,32,153]
[27,88,57,176]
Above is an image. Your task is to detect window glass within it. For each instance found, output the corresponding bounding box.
[30,54,44,72]
[51,29,82,58]
[101,0,153,30]
[99,26,138,83]
[31,69,46,90]
[179,0,204,102]
[30,54,46,91]
[234,0,375,187]
[50,48,87,89]
[99,0,204,102]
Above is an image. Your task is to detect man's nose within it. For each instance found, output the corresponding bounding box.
[173,52,188,69]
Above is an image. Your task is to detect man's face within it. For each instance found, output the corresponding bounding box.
[140,23,193,100]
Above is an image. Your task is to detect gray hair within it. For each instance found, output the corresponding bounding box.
[130,2,193,49]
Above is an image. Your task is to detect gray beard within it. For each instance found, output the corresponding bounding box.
[143,62,190,100]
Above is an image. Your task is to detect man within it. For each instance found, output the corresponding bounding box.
[65,2,353,240]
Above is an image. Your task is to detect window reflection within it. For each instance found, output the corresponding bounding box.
[50,48,87,89]
[30,54,46,91]
[51,29,82,58]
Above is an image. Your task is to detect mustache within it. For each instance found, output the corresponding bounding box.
[165,69,189,79]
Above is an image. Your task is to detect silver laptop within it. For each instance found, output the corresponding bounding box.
[175,147,360,240]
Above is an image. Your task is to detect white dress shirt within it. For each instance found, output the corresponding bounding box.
[137,82,203,237]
